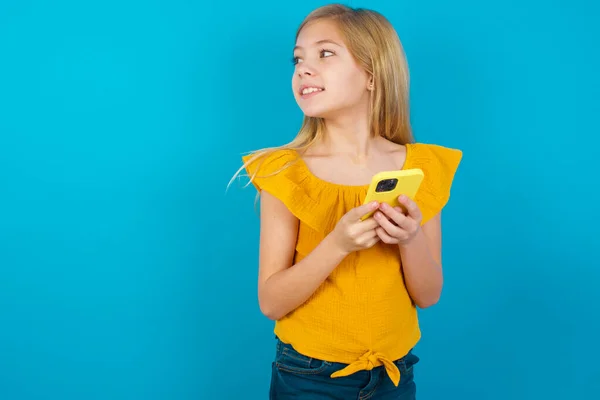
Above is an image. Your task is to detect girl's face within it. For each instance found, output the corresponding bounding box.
[292,19,371,119]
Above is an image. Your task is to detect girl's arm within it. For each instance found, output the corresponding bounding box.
[397,213,443,308]
[256,191,380,320]
[374,198,444,308]
[256,190,346,320]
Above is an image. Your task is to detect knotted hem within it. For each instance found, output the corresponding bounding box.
[329,350,401,387]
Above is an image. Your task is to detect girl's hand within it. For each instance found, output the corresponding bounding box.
[373,195,422,246]
[330,201,382,254]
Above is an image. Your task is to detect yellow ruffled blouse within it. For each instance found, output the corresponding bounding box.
[242,142,462,386]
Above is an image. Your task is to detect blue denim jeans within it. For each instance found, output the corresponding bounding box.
[270,338,419,400]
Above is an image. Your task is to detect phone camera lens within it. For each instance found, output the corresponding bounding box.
[375,178,398,192]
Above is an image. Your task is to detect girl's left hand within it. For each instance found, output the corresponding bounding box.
[373,195,422,246]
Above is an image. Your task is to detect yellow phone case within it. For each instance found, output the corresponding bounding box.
[360,168,425,220]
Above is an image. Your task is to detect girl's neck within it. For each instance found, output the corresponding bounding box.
[321,114,378,158]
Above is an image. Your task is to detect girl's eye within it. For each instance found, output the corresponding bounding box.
[291,49,334,66]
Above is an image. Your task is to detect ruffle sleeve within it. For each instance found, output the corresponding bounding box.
[409,144,463,224]
[241,149,330,233]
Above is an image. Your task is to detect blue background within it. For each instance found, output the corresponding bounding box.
[1,0,598,399]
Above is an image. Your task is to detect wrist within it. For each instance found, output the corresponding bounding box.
[325,231,351,258]
[398,226,423,251]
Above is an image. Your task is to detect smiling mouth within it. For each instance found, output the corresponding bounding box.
[300,87,325,97]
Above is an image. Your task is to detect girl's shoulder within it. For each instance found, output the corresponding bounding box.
[241,148,305,191]
[406,142,463,223]
[407,142,462,174]
[409,142,462,161]
[241,147,328,232]
[241,147,300,174]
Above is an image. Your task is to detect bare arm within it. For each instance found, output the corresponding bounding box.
[398,213,443,308]
[257,191,381,320]
[374,197,444,309]
[257,191,347,320]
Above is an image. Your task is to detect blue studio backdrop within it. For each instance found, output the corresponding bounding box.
[1,1,598,399]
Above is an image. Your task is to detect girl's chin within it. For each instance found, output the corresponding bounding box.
[300,106,335,119]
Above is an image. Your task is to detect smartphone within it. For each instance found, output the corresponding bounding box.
[360,168,425,220]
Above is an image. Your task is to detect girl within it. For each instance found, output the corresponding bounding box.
[233,4,462,399]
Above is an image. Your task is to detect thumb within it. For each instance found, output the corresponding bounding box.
[351,201,379,219]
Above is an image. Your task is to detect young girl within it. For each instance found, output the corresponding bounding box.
[233,4,462,399]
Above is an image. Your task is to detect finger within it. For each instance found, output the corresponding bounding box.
[352,201,380,220]
[376,205,408,230]
[376,227,398,244]
[357,229,378,244]
[367,236,381,248]
[364,230,381,247]
[374,210,404,237]
[388,208,405,226]
[357,230,380,249]
[357,217,380,232]
[398,195,422,221]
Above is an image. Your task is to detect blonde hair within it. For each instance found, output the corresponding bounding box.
[229,3,413,189]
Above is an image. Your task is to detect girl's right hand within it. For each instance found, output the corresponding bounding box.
[330,201,381,254]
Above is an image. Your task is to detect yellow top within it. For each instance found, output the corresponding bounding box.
[242,142,462,386]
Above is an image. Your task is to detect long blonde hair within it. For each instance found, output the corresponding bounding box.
[229,3,414,189]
